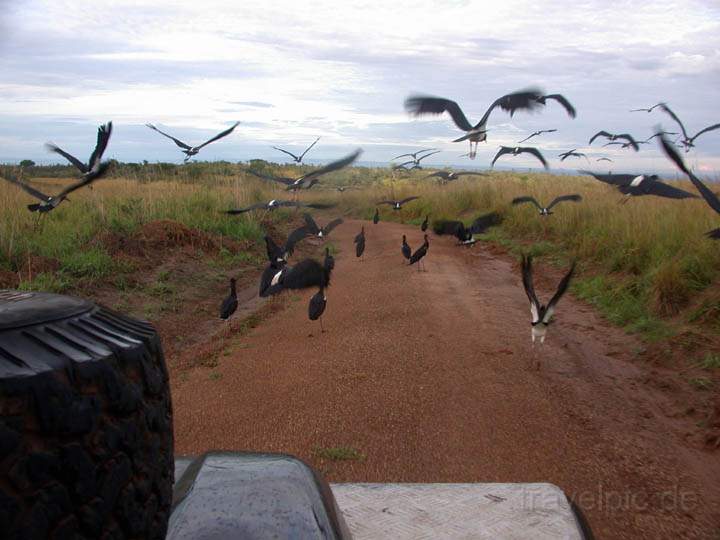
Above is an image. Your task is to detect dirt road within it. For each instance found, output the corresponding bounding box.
[172,218,720,539]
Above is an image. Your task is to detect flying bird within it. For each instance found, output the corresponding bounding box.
[643,131,678,143]
[377,196,420,210]
[578,170,697,200]
[521,254,576,346]
[392,148,438,161]
[2,163,111,213]
[405,88,573,158]
[629,104,663,113]
[272,137,320,163]
[409,234,429,271]
[596,157,613,163]
[391,149,440,169]
[259,258,330,297]
[308,286,328,333]
[146,122,239,162]
[264,226,311,268]
[588,131,640,151]
[421,214,429,232]
[219,278,238,320]
[426,170,487,182]
[518,129,557,144]
[512,195,582,216]
[433,212,502,245]
[354,226,365,259]
[226,200,333,214]
[401,235,411,260]
[303,214,343,239]
[247,149,361,191]
[658,131,720,239]
[373,208,379,224]
[45,122,113,179]
[659,103,720,152]
[558,149,588,162]
[491,147,549,169]
[603,140,648,149]
[323,247,335,273]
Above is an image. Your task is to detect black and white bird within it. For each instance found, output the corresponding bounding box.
[409,234,429,271]
[643,131,678,143]
[308,286,328,332]
[404,88,574,158]
[521,254,575,345]
[303,213,343,239]
[323,247,335,272]
[421,215,429,232]
[226,200,333,214]
[659,103,720,152]
[433,212,502,245]
[518,129,557,143]
[426,170,486,182]
[219,278,238,320]
[558,149,588,162]
[2,162,111,213]
[373,208,379,224]
[259,258,330,297]
[588,131,640,151]
[658,131,720,239]
[491,147,549,169]
[596,157,613,163]
[629,104,663,113]
[579,170,697,200]
[392,148,438,161]
[45,122,113,180]
[146,122,239,162]
[603,140,648,150]
[354,226,365,259]
[377,196,420,210]
[247,149,361,191]
[392,149,440,169]
[264,226,311,268]
[272,137,320,163]
[512,195,582,216]
[401,235,411,260]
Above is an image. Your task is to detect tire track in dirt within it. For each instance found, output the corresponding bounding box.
[172,218,720,539]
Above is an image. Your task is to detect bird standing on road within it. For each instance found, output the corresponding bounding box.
[373,208,379,224]
[409,234,429,271]
[401,235,411,260]
[521,254,576,346]
[146,122,239,161]
[220,278,238,320]
[421,215,429,231]
[354,226,366,259]
[512,195,582,215]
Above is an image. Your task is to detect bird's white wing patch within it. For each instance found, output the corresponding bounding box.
[270,270,283,286]
[530,302,540,323]
[630,175,644,187]
[542,305,556,324]
[269,199,276,206]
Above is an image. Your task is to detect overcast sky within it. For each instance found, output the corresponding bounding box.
[1,0,719,172]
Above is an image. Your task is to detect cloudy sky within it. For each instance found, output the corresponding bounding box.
[1,0,719,172]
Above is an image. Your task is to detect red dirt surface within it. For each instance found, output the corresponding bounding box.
[169,218,720,539]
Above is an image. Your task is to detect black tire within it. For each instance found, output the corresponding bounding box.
[0,290,173,540]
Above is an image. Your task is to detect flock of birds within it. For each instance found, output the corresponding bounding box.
[2,86,719,345]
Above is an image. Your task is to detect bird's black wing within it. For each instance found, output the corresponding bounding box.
[281,259,329,290]
[398,196,420,205]
[645,180,697,199]
[432,219,463,236]
[468,212,502,234]
[283,226,311,256]
[302,213,320,234]
[246,169,294,186]
[44,144,88,173]
[1,172,50,201]
[56,162,111,198]
[521,254,542,324]
[226,202,267,214]
[659,132,720,215]
[577,170,635,186]
[196,121,240,149]
[322,218,343,235]
[299,149,362,184]
[512,196,542,210]
[542,261,576,324]
[298,137,320,160]
[265,235,283,264]
[146,124,192,150]
[272,146,300,161]
[659,103,689,140]
[615,134,640,151]
[519,147,549,169]
[404,95,474,132]
[543,94,576,118]
[455,171,487,177]
[479,88,543,126]
[690,123,720,143]
[88,122,113,169]
[517,133,538,143]
[596,157,613,162]
[377,200,397,206]
[547,194,582,210]
[302,202,336,209]
[425,171,448,179]
[491,147,514,167]
[415,150,441,162]
[588,130,612,145]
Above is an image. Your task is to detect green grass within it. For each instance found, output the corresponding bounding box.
[698,353,720,370]
[688,377,713,390]
[313,446,365,461]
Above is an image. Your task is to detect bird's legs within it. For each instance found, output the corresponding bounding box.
[320,317,325,333]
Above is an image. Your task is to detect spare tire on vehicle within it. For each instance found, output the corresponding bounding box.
[0,290,173,540]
